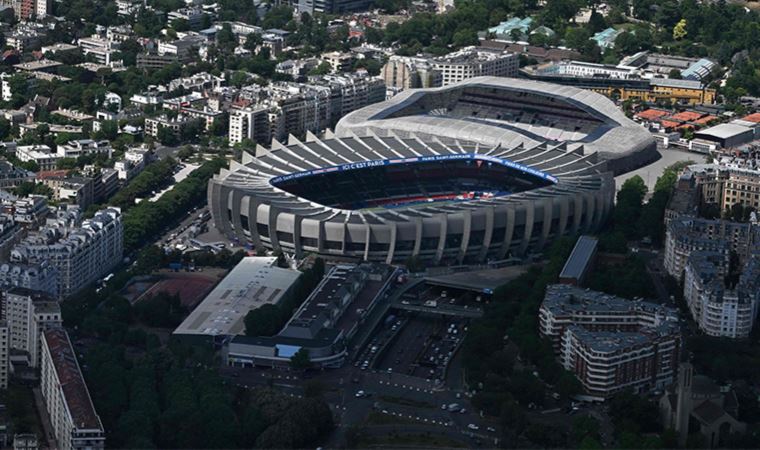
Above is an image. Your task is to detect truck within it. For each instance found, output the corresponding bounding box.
[447,403,461,412]
[424,300,438,308]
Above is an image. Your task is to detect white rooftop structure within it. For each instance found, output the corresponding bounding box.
[173,257,301,337]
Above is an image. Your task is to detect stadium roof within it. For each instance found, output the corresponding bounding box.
[173,257,301,337]
[335,76,655,174]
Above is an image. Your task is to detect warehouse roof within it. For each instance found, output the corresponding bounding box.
[173,257,301,337]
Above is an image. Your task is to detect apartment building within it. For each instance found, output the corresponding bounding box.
[15,145,60,171]
[0,261,56,295]
[683,252,760,339]
[144,114,196,139]
[687,153,760,212]
[4,287,61,368]
[77,35,120,66]
[431,46,519,86]
[540,284,681,399]
[320,51,355,73]
[40,328,105,450]
[381,56,442,96]
[167,7,207,30]
[229,74,385,146]
[57,139,113,159]
[11,195,49,225]
[11,207,123,298]
[0,320,7,389]
[313,73,385,124]
[228,106,270,145]
[664,217,760,279]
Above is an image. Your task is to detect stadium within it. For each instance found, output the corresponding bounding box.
[336,76,657,174]
[209,97,618,263]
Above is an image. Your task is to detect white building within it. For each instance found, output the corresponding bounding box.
[533,60,640,79]
[228,106,269,145]
[57,139,113,159]
[114,147,149,181]
[431,46,519,86]
[11,207,123,298]
[4,287,61,368]
[40,328,105,450]
[683,252,760,339]
[78,35,121,66]
[0,72,13,102]
[15,145,61,171]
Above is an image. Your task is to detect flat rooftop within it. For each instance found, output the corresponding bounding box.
[14,59,63,71]
[559,235,598,281]
[173,256,301,337]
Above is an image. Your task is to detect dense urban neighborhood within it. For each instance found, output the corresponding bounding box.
[0,0,758,449]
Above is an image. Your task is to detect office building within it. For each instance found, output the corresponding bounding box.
[40,328,105,450]
[540,284,681,399]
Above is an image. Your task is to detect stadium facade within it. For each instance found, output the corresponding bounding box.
[208,77,651,264]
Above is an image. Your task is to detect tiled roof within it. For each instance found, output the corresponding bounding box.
[741,113,760,123]
[43,328,103,431]
[635,109,669,121]
[670,111,704,122]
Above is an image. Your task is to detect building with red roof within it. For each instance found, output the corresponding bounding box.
[670,111,704,122]
[741,113,760,123]
[40,327,105,450]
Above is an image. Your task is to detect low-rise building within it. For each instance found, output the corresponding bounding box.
[0,160,34,188]
[225,263,398,369]
[144,114,196,139]
[56,139,112,159]
[15,145,60,171]
[174,256,302,344]
[40,328,105,450]
[539,284,680,399]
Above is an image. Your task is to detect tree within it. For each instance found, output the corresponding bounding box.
[157,126,179,146]
[673,19,688,40]
[290,348,311,371]
[244,304,283,336]
[309,61,332,76]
